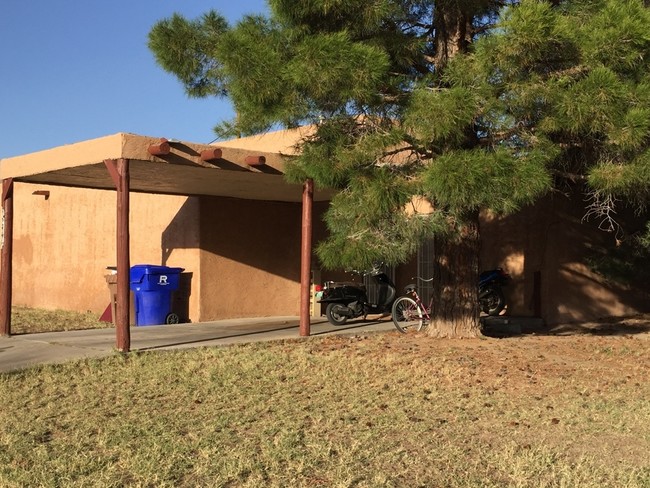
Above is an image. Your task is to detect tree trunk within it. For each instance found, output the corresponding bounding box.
[427,212,481,338]
[426,4,481,338]
[433,3,472,72]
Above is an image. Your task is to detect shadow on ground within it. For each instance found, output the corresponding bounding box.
[482,313,650,338]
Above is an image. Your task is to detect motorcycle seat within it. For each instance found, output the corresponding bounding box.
[328,281,365,289]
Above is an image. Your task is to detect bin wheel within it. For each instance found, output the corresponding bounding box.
[165,313,180,325]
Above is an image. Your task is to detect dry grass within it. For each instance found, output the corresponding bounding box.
[0,327,648,487]
[10,306,110,334]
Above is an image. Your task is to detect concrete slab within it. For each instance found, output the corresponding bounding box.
[0,316,396,373]
[1,315,559,373]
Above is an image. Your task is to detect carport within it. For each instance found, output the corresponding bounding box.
[0,132,331,351]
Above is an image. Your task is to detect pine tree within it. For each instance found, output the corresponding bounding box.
[149,0,650,337]
[412,0,650,334]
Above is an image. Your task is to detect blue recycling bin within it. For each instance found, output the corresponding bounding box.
[129,265,184,326]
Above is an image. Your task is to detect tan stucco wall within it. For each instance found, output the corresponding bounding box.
[215,126,315,155]
[5,179,647,326]
[8,182,201,320]
[197,196,306,320]
[480,193,649,325]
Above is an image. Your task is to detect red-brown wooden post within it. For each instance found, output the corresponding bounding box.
[0,178,14,336]
[104,159,131,352]
[299,178,314,336]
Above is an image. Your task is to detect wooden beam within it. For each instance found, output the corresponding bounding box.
[299,178,314,337]
[148,138,171,156]
[0,178,14,336]
[245,155,266,166]
[200,148,223,162]
[104,159,120,187]
[105,159,131,352]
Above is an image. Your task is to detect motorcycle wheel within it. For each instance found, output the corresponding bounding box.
[480,286,506,316]
[391,296,425,333]
[325,303,349,325]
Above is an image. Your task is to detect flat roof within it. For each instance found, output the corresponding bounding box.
[215,126,315,155]
[0,132,331,202]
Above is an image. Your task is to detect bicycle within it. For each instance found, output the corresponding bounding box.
[391,277,434,333]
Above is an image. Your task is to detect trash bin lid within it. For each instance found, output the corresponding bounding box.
[130,264,185,283]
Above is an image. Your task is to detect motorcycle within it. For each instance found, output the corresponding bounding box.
[479,268,510,316]
[318,266,397,325]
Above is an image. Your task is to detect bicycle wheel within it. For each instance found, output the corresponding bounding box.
[392,296,424,333]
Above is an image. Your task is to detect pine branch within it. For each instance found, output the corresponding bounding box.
[551,169,588,183]
[582,190,622,236]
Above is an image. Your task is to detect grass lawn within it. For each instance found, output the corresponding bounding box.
[9,306,110,335]
[0,311,648,487]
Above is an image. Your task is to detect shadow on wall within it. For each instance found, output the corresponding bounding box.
[482,190,650,325]
[160,198,200,322]
[161,198,200,266]
[172,272,193,323]
[199,196,304,281]
[160,196,329,281]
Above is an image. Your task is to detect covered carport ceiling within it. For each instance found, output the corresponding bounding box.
[0,132,332,202]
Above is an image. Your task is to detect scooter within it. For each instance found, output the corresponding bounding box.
[318,266,397,325]
[479,268,510,316]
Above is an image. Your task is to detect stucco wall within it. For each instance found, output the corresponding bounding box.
[6,181,647,326]
[8,182,201,320]
[480,192,650,325]
[198,196,300,320]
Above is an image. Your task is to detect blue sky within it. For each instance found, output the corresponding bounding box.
[0,1,268,159]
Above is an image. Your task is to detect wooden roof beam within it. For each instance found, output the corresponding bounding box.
[148,138,171,156]
[200,148,223,162]
[245,155,266,167]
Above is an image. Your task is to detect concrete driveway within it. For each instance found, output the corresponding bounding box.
[0,316,395,373]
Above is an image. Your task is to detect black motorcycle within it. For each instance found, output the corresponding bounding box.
[479,268,510,316]
[318,267,397,325]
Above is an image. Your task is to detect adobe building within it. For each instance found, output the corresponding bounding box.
[1,129,648,334]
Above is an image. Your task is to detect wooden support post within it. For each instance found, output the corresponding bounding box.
[0,178,14,336]
[104,159,131,352]
[299,178,314,337]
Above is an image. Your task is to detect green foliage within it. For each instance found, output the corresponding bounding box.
[149,0,650,270]
[469,0,650,241]
[288,31,390,109]
[422,146,553,214]
[496,0,569,76]
[404,86,479,146]
[578,0,650,76]
[213,15,312,135]
[588,150,650,201]
[585,230,650,287]
[148,12,230,98]
[316,168,449,269]
[640,222,650,249]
